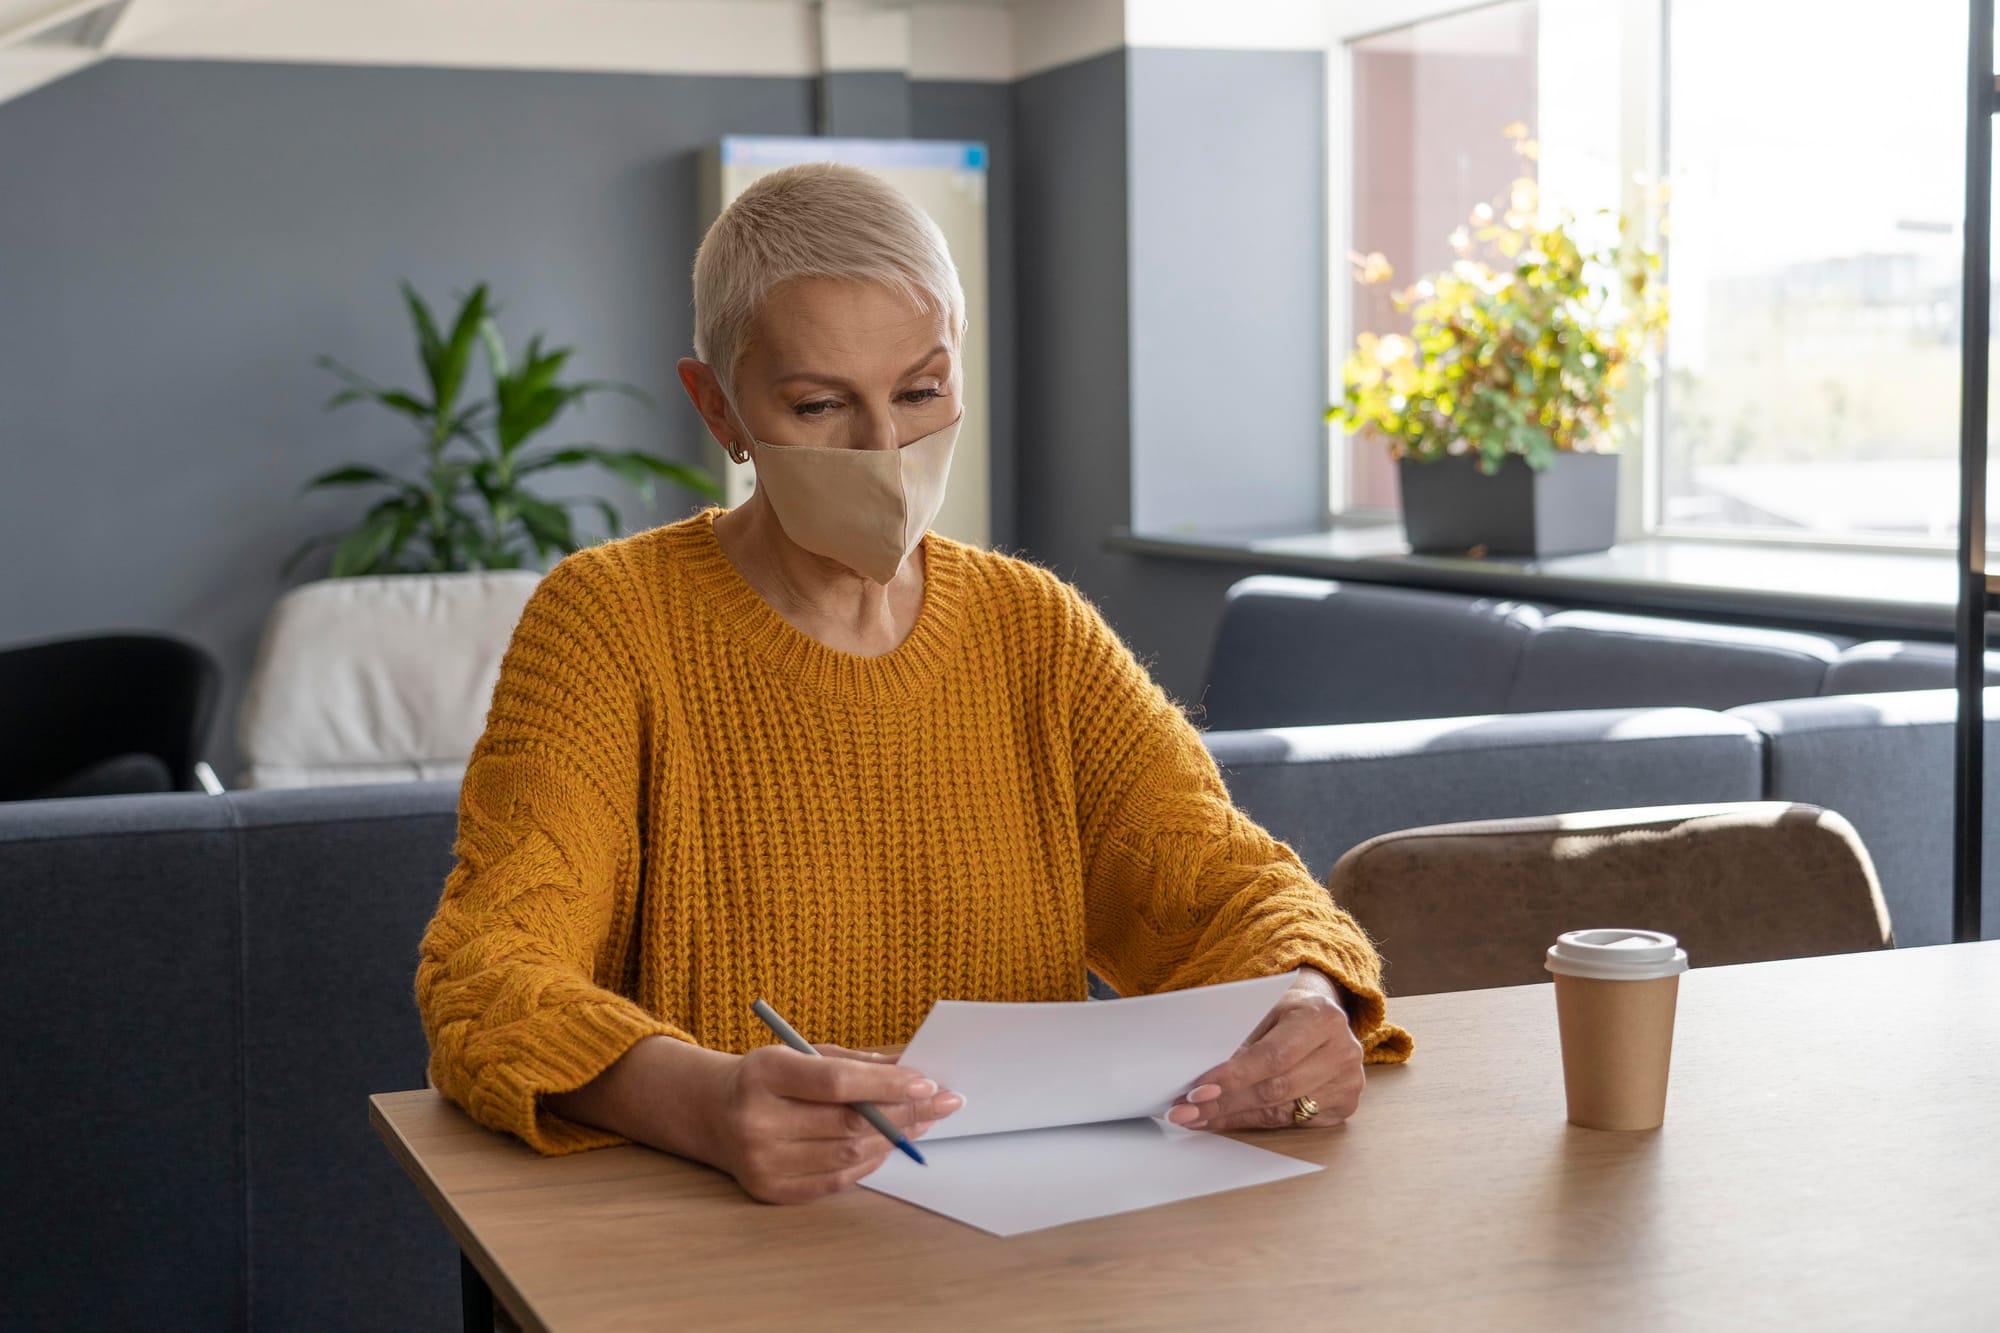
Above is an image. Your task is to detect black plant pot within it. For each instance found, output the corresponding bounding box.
[1397,452,1620,558]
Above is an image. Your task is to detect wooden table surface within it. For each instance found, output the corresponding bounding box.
[372,941,2000,1332]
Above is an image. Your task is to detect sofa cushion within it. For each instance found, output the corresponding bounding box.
[0,781,464,1331]
[236,780,461,1331]
[1201,575,1543,730]
[1729,688,2000,948]
[235,569,540,789]
[1504,611,1847,713]
[1822,641,2000,695]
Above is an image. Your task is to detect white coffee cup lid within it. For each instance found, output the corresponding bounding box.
[1545,927,1689,981]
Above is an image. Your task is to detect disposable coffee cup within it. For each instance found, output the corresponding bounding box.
[1545,928,1688,1131]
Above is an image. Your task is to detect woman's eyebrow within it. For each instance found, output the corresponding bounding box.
[774,345,949,388]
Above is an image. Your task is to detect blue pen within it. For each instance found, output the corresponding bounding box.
[750,998,927,1166]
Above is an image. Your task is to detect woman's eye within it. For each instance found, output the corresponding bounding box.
[794,389,938,416]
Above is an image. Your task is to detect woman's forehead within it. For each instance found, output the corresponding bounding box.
[750,278,952,371]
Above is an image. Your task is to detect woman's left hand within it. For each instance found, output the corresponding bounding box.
[1163,968,1364,1132]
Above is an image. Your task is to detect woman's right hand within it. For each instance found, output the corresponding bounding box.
[704,1043,963,1204]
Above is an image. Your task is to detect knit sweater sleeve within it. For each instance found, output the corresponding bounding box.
[1056,581,1413,1064]
[416,548,697,1154]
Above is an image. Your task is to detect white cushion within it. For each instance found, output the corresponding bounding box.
[235,569,542,788]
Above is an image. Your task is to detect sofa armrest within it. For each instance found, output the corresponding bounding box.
[1202,706,1766,883]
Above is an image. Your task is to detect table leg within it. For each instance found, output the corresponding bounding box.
[461,1250,494,1333]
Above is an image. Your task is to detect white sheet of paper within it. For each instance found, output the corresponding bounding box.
[859,1117,1322,1237]
[855,970,1315,1235]
[895,969,1302,1139]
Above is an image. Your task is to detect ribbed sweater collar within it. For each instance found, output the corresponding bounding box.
[664,506,968,704]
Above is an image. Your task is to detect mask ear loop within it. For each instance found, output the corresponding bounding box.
[716,387,753,465]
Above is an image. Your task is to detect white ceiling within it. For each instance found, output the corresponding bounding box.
[0,0,1335,108]
[0,0,1057,100]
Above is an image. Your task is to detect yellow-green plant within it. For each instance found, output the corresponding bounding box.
[1328,127,1669,474]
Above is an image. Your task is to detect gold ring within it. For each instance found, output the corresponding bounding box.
[1291,1094,1320,1124]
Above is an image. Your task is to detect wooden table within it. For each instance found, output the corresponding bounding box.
[372,942,2000,1331]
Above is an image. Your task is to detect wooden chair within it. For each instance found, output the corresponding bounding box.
[1328,802,1892,997]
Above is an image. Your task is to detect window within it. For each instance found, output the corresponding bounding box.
[1329,0,1982,548]
[1660,0,1964,543]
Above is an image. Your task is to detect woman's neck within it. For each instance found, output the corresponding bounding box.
[710,497,927,658]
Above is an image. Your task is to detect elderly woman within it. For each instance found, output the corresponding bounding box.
[416,162,1410,1207]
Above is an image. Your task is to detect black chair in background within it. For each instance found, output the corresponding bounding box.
[0,633,223,800]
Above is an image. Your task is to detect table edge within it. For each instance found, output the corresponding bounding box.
[369,1091,555,1333]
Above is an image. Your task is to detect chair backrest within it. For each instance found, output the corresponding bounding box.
[235,568,541,788]
[1327,802,1892,997]
[0,632,222,800]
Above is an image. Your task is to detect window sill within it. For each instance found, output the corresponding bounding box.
[1105,523,1962,639]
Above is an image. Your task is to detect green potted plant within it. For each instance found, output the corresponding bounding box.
[284,280,722,579]
[1328,127,1668,558]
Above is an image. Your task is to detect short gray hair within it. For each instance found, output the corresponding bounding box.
[691,161,966,403]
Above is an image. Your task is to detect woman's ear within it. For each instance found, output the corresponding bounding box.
[677,357,741,457]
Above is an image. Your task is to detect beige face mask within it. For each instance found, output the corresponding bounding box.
[731,408,961,585]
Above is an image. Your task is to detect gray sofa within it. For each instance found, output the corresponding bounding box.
[7,573,1996,1330]
[1197,574,2000,949]
[0,781,465,1331]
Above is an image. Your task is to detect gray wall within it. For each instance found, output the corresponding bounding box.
[824,69,913,136]
[0,58,1016,785]
[0,46,1319,785]
[1012,47,1239,713]
[1012,51,1132,606]
[1013,47,1327,717]
[1128,48,1328,537]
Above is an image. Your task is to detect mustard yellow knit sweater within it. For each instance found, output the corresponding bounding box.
[416,506,1412,1155]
